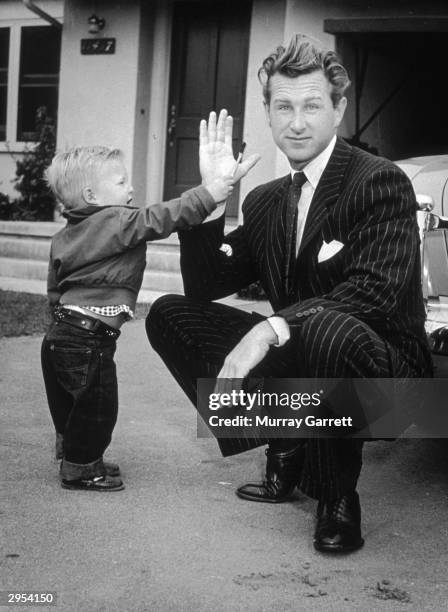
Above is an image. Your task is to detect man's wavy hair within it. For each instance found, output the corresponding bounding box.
[258,35,351,107]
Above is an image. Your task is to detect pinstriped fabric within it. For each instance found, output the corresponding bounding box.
[147,296,408,496]
[178,138,431,375]
[146,296,296,455]
[147,138,433,498]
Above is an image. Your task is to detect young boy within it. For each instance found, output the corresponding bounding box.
[41,110,258,491]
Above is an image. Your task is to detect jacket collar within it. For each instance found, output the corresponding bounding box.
[262,137,353,304]
[298,137,353,256]
[63,204,135,225]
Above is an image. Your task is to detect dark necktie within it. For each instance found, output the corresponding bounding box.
[285,171,307,293]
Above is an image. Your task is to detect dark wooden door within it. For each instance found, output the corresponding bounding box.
[164,0,251,216]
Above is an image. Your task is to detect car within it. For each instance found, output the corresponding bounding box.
[395,154,448,376]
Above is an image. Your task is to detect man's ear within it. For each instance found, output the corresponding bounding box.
[82,187,97,205]
[263,100,271,127]
[334,96,347,128]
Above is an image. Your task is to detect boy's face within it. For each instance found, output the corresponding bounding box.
[84,159,133,207]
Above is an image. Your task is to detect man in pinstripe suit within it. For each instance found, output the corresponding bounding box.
[146,35,432,553]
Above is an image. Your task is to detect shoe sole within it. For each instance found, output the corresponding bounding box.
[313,538,364,553]
[236,490,294,503]
[61,482,125,492]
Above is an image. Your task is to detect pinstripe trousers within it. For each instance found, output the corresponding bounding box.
[146,294,416,500]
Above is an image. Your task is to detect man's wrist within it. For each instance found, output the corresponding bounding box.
[267,316,290,347]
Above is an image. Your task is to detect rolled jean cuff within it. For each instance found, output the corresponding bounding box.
[55,432,64,461]
[60,457,105,480]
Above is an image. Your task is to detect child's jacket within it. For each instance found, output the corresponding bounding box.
[47,186,216,310]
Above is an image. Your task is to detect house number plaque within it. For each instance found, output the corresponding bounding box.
[81,38,116,55]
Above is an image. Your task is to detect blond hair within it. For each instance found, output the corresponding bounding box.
[45,146,124,210]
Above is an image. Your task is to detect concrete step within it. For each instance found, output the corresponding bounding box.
[146,246,180,272]
[0,221,185,244]
[0,237,51,261]
[0,256,48,280]
[0,257,184,293]
[0,221,62,237]
[0,276,179,303]
[141,269,184,293]
[0,237,181,271]
[0,218,238,293]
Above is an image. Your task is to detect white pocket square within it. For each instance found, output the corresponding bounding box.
[318,240,344,263]
[219,243,233,257]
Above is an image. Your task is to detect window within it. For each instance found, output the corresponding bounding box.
[17,26,61,141]
[0,28,9,141]
[0,23,61,144]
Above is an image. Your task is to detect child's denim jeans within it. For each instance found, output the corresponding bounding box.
[41,320,119,475]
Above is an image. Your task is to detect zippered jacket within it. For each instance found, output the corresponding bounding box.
[48,186,216,309]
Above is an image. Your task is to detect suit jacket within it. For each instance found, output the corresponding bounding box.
[179,137,431,375]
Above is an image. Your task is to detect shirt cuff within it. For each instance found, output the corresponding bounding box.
[203,201,226,223]
[267,316,290,347]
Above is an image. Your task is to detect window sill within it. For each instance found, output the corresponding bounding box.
[0,142,37,154]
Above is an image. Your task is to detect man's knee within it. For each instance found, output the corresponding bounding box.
[297,309,376,376]
[145,294,187,348]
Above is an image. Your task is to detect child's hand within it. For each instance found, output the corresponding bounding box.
[199,109,260,202]
[204,175,234,204]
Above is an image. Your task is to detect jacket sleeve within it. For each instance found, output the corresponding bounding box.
[276,165,420,326]
[116,186,218,247]
[179,202,258,301]
[47,245,61,306]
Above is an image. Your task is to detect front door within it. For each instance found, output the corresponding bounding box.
[164,0,251,217]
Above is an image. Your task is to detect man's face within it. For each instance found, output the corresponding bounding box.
[265,70,347,170]
[87,159,134,207]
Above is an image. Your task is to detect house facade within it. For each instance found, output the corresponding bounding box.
[1,0,448,217]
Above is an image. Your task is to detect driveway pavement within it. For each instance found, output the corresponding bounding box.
[2,301,448,611]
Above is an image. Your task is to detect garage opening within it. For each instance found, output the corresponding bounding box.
[325,17,448,160]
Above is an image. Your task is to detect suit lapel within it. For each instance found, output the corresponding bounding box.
[263,175,291,302]
[298,137,353,257]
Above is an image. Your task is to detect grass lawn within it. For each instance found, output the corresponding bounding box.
[0,290,151,337]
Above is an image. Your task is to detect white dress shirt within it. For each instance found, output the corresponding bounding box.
[268,136,337,346]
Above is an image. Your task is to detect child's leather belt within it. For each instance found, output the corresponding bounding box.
[54,306,121,339]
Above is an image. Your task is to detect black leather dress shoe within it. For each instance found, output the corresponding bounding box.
[61,475,125,492]
[313,491,364,553]
[236,444,305,503]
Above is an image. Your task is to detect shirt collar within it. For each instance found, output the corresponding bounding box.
[291,135,337,190]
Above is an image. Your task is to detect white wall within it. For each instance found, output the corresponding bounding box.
[57,0,142,177]
[239,0,288,209]
[241,0,350,198]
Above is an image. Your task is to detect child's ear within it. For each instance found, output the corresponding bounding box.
[82,187,97,205]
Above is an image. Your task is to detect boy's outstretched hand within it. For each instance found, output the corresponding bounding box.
[200,109,260,202]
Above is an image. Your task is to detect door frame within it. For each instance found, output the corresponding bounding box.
[144,0,173,205]
[144,0,253,211]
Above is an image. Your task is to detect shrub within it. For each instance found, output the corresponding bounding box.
[0,192,13,220]
[9,106,56,221]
